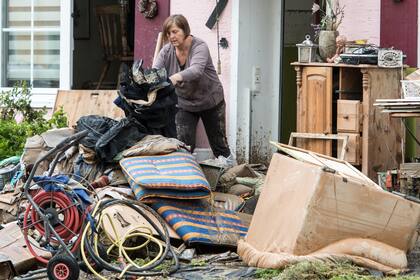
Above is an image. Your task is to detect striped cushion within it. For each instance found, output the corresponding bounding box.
[120,151,211,201]
[151,199,248,246]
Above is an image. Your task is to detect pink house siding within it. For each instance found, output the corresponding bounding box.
[338,0,380,46]
[170,0,232,149]
[134,0,170,67]
[381,0,418,67]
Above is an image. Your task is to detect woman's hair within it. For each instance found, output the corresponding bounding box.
[162,14,191,40]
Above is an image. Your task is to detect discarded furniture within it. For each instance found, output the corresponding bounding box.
[288,132,348,161]
[292,62,403,180]
[238,143,420,272]
[95,3,133,89]
[54,90,124,127]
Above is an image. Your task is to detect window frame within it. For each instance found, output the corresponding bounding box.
[0,0,72,108]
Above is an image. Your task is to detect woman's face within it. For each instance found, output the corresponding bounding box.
[167,24,186,47]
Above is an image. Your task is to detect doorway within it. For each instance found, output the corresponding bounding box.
[280,0,315,144]
[72,0,135,89]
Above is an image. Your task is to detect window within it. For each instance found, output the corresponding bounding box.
[1,0,72,107]
[2,0,61,88]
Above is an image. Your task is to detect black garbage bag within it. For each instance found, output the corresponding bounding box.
[76,115,147,162]
[115,61,178,138]
[76,115,117,149]
[96,118,147,161]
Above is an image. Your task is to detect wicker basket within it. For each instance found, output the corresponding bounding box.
[401,80,420,99]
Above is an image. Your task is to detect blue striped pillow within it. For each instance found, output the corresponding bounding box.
[151,199,248,246]
[120,151,211,201]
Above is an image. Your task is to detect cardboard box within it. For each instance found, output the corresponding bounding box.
[245,145,420,256]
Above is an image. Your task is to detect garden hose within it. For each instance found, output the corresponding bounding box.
[99,213,153,255]
[22,189,86,264]
[99,212,164,276]
[80,199,180,278]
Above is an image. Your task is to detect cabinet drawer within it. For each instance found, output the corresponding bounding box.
[337,133,361,165]
[337,100,362,133]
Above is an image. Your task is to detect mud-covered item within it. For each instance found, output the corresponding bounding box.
[212,192,244,211]
[0,256,16,280]
[75,115,147,162]
[228,184,254,198]
[120,151,211,201]
[132,61,169,94]
[0,190,20,223]
[96,118,146,161]
[151,199,248,246]
[116,63,177,137]
[73,155,106,183]
[75,115,116,149]
[121,134,189,157]
[22,128,75,175]
[238,149,420,272]
[240,195,259,214]
[239,238,408,273]
[200,163,224,191]
[219,164,257,190]
[0,222,51,273]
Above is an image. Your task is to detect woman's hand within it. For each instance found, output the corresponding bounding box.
[169,73,183,86]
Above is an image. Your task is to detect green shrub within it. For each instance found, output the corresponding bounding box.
[0,82,68,159]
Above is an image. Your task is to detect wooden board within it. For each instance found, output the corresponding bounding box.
[291,62,388,69]
[391,113,420,118]
[338,133,361,165]
[362,68,403,179]
[54,90,125,127]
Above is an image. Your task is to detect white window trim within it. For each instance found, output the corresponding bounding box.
[0,0,73,108]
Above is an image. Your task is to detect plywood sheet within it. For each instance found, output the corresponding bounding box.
[54,90,125,127]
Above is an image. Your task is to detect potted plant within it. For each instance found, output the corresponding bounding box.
[312,0,345,61]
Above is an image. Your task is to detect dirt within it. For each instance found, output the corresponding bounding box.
[408,236,420,274]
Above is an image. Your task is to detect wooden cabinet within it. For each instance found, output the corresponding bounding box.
[297,67,333,156]
[292,62,403,180]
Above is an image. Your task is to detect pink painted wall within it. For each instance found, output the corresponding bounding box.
[381,0,417,67]
[170,0,232,149]
[134,0,170,67]
[338,0,380,46]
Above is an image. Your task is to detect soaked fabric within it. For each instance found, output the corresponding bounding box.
[151,199,248,246]
[238,238,408,273]
[75,116,147,162]
[116,63,177,138]
[120,151,211,201]
[121,134,189,158]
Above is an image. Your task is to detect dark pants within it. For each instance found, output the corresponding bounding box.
[176,101,231,158]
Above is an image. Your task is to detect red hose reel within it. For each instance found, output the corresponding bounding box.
[22,190,84,264]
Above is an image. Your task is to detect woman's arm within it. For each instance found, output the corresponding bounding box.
[152,44,168,69]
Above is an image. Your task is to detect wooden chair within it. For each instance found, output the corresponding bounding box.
[95,3,133,89]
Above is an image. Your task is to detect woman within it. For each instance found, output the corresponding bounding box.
[153,14,234,165]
